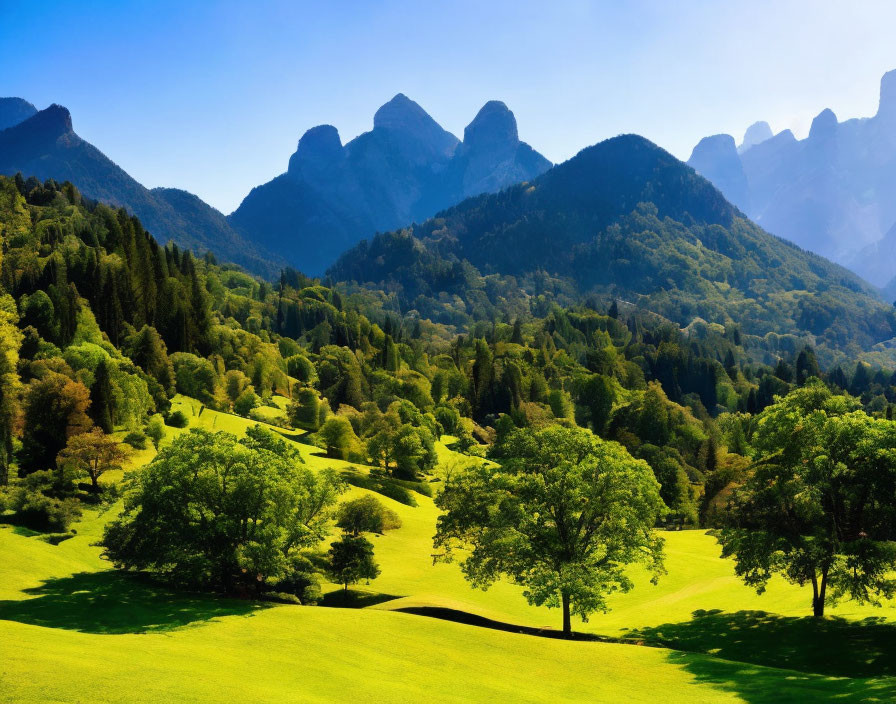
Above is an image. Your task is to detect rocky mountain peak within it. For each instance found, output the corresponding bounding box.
[288,124,343,176]
[463,101,518,152]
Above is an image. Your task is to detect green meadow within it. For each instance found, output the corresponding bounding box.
[2,402,896,703]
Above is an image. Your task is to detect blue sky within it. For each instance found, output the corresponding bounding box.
[2,0,895,213]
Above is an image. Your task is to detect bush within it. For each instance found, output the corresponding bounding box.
[10,490,82,532]
[165,410,189,428]
[145,415,165,448]
[123,430,147,449]
[336,495,402,535]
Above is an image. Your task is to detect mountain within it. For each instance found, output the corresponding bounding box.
[0,98,37,131]
[228,95,551,276]
[0,102,282,276]
[687,69,896,287]
[330,134,896,359]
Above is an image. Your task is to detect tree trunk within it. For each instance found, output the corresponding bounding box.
[562,593,572,638]
[811,573,825,618]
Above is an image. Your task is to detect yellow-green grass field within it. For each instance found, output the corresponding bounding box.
[2,399,896,702]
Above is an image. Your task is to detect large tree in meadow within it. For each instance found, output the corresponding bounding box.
[103,426,344,593]
[434,425,666,637]
[718,380,896,617]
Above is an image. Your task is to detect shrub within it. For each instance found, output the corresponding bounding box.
[145,415,165,448]
[10,490,82,532]
[336,495,402,535]
[123,430,147,449]
[165,410,189,428]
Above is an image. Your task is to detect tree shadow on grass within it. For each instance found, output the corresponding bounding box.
[395,606,605,641]
[0,570,269,634]
[628,609,896,679]
[665,650,896,704]
[319,588,402,608]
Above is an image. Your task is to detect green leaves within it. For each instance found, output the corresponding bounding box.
[103,427,343,594]
[434,425,666,634]
[719,380,896,615]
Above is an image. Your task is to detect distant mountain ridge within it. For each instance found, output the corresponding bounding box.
[330,133,896,358]
[687,68,896,289]
[228,94,551,275]
[0,102,283,276]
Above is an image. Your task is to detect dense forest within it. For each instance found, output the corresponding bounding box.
[4,173,896,537]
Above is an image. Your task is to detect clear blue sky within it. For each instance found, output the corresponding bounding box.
[2,0,895,213]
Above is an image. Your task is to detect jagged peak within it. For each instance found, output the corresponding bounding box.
[288,124,343,175]
[463,100,519,151]
[688,134,738,164]
[373,93,437,132]
[809,108,838,140]
[740,121,773,151]
[878,68,896,122]
[0,97,38,131]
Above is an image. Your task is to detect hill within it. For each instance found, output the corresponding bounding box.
[330,134,896,359]
[687,68,896,288]
[0,103,282,276]
[228,95,551,275]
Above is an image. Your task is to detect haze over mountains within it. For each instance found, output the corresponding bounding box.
[687,68,896,291]
[228,94,552,275]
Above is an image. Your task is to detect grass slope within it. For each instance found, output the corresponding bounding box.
[3,398,896,702]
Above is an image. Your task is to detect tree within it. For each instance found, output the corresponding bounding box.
[289,387,322,431]
[57,427,130,491]
[102,427,344,593]
[327,534,380,594]
[336,495,401,535]
[20,373,92,475]
[89,357,115,433]
[145,415,165,449]
[315,416,362,461]
[718,380,896,617]
[0,294,22,485]
[435,426,666,637]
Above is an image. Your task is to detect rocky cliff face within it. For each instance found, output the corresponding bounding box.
[228,95,551,276]
[688,68,896,287]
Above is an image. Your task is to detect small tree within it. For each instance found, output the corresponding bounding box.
[145,415,165,449]
[57,427,130,491]
[718,381,896,617]
[336,495,401,535]
[328,534,380,595]
[435,426,666,637]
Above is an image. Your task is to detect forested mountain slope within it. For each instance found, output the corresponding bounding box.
[330,134,896,358]
[0,103,281,276]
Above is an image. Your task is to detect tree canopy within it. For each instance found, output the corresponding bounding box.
[102,427,343,594]
[434,425,666,636]
[718,380,896,616]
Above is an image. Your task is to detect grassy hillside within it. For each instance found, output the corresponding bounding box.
[2,403,896,703]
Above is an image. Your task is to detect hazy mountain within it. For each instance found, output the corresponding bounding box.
[228,94,551,276]
[0,102,282,276]
[0,97,37,131]
[688,69,896,287]
[331,134,896,354]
